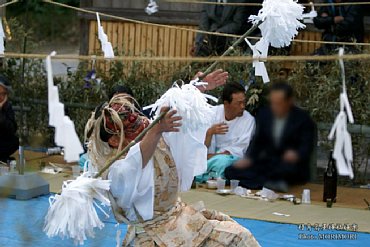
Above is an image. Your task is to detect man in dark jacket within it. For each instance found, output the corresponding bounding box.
[194,0,248,56]
[0,75,19,163]
[225,82,316,191]
[313,0,364,55]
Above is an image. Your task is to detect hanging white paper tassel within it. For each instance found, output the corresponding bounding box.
[328,48,354,179]
[96,13,115,58]
[145,0,159,15]
[246,0,305,83]
[143,81,215,132]
[46,52,84,162]
[302,2,318,24]
[249,0,305,48]
[245,38,270,83]
[44,172,111,245]
[0,18,5,55]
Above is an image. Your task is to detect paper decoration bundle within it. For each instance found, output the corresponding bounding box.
[46,52,84,163]
[44,173,111,245]
[246,0,306,83]
[96,13,115,58]
[144,80,216,132]
[145,0,159,15]
[328,48,354,179]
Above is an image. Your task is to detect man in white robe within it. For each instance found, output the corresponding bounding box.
[197,82,255,182]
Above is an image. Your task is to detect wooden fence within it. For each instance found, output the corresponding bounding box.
[88,21,197,57]
[88,21,370,57]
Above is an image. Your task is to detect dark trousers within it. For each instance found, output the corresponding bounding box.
[0,137,19,163]
[225,158,308,189]
[195,35,229,57]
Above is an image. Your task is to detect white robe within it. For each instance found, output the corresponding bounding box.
[108,143,155,221]
[208,105,255,159]
[108,129,208,221]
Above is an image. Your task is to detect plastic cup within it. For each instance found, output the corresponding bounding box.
[72,165,81,178]
[230,179,240,191]
[302,189,311,204]
[217,178,226,191]
[9,160,17,173]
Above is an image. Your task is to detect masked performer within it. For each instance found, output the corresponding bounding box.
[85,93,260,247]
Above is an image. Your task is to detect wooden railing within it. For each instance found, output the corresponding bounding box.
[88,21,197,58]
[88,20,370,58]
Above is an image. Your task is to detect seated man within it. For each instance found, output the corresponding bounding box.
[197,82,255,182]
[225,82,316,192]
[0,75,19,163]
[313,0,364,55]
[194,0,248,56]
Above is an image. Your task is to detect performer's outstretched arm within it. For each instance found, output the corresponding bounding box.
[140,107,182,167]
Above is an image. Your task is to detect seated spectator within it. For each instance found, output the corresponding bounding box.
[313,0,364,55]
[194,0,248,56]
[0,75,19,163]
[196,82,255,182]
[225,82,316,192]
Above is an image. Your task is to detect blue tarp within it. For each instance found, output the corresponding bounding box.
[0,195,368,247]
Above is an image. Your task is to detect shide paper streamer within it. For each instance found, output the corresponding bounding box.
[302,2,318,24]
[145,0,159,15]
[328,48,355,179]
[43,173,111,245]
[46,51,84,163]
[96,13,115,59]
[246,0,306,83]
[0,18,5,54]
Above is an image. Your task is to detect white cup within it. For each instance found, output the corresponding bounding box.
[302,189,311,204]
[217,178,226,191]
[230,179,240,192]
[9,160,17,173]
[72,165,81,178]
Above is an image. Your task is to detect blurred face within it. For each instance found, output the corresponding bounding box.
[0,85,7,103]
[224,92,246,120]
[269,90,293,118]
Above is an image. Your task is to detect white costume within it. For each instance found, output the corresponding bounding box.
[108,130,208,221]
[208,105,255,158]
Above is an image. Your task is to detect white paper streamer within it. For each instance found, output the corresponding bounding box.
[302,2,317,24]
[96,13,115,59]
[143,81,215,132]
[46,52,84,163]
[328,48,354,179]
[246,0,305,83]
[245,38,270,83]
[145,0,159,15]
[44,172,111,245]
[0,19,5,55]
[249,0,305,48]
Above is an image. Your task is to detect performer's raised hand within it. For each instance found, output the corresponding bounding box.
[195,69,228,92]
[158,107,182,133]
